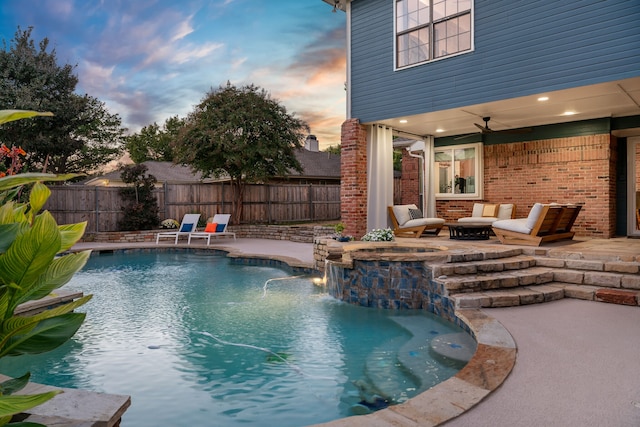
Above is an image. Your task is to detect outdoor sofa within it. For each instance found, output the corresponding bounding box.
[457,203,516,224]
[492,203,582,246]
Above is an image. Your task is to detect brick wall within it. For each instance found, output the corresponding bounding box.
[401,150,420,205]
[340,119,368,238]
[434,134,616,237]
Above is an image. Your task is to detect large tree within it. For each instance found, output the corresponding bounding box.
[174,82,309,224]
[125,115,183,163]
[0,27,125,175]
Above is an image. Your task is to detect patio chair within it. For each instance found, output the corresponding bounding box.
[492,203,582,246]
[388,205,445,238]
[156,213,201,244]
[188,214,236,245]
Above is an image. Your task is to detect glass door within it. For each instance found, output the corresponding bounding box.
[629,137,640,236]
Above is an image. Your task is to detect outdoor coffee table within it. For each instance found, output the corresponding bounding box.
[444,222,493,240]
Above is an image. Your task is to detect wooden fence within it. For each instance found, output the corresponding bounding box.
[45,182,341,232]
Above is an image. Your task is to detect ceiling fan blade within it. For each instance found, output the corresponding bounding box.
[502,127,533,134]
[474,123,486,131]
[454,133,479,140]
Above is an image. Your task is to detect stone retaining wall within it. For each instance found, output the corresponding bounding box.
[83,224,335,244]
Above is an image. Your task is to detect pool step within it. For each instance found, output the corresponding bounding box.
[438,252,640,308]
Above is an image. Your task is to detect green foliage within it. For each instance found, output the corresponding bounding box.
[0,27,126,175]
[118,164,160,231]
[323,144,341,155]
[173,82,309,224]
[125,116,184,163]
[0,174,91,425]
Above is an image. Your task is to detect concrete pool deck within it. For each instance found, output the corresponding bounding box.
[71,237,640,426]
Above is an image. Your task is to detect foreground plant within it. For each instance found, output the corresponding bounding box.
[361,228,395,242]
[0,110,92,426]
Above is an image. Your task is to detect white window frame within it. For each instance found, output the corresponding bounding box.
[394,0,474,70]
[435,142,483,200]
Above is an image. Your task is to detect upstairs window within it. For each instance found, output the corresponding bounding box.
[396,0,473,69]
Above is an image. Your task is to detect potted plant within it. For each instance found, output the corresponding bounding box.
[333,223,352,242]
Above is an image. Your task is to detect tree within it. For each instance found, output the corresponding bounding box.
[0,27,125,175]
[173,82,309,224]
[125,115,183,163]
[323,144,341,155]
[118,164,160,231]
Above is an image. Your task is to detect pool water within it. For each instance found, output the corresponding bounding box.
[0,252,470,426]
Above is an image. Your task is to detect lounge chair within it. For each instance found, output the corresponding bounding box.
[188,214,236,245]
[156,213,201,244]
[457,203,516,224]
[492,203,582,246]
[388,205,445,238]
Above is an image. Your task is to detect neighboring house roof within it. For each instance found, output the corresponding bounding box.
[288,148,341,179]
[84,149,341,186]
[84,161,215,186]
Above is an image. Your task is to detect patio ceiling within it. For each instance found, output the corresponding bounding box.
[374,76,640,139]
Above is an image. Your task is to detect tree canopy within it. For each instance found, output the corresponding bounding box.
[125,115,183,163]
[0,27,125,175]
[173,82,309,224]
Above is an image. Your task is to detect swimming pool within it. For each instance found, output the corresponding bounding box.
[0,251,471,426]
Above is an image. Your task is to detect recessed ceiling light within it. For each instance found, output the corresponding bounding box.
[537,96,549,102]
[563,111,576,116]
[436,128,444,133]
[399,119,408,123]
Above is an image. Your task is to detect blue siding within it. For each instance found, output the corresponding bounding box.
[350,0,640,122]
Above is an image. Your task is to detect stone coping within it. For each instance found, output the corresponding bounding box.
[4,373,131,427]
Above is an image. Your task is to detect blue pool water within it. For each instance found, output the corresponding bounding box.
[0,251,471,426]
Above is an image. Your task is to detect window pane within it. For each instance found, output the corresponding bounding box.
[436,151,453,194]
[454,147,476,194]
[433,0,445,20]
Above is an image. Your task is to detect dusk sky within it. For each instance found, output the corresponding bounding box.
[0,1,347,149]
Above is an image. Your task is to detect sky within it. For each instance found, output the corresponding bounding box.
[0,0,347,150]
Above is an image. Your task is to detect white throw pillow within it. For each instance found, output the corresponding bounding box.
[392,204,418,226]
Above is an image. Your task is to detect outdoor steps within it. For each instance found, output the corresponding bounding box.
[432,254,640,309]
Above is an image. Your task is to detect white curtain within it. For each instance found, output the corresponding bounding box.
[423,136,437,218]
[367,124,394,231]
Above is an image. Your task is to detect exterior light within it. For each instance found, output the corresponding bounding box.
[537,96,549,101]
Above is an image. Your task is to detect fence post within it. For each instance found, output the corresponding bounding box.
[95,186,99,232]
[308,184,314,222]
[267,183,272,224]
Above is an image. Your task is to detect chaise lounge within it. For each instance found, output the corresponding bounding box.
[388,205,445,238]
[156,213,201,244]
[188,214,236,245]
[492,203,582,246]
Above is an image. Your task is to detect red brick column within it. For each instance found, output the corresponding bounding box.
[401,149,420,206]
[340,119,368,238]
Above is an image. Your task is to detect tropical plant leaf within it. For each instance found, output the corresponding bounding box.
[27,184,50,217]
[0,225,22,255]
[0,373,30,396]
[58,223,87,253]
[0,313,86,357]
[0,174,77,193]
[6,295,92,332]
[0,391,59,418]
[0,110,53,126]
[24,252,91,302]
[0,212,61,313]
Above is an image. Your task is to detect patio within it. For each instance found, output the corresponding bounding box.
[70,234,640,426]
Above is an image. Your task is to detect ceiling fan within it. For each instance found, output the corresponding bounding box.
[456,117,532,139]
[475,117,532,134]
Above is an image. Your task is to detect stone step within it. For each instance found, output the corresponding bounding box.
[435,266,555,293]
[451,283,640,309]
[535,256,640,275]
[432,255,536,277]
